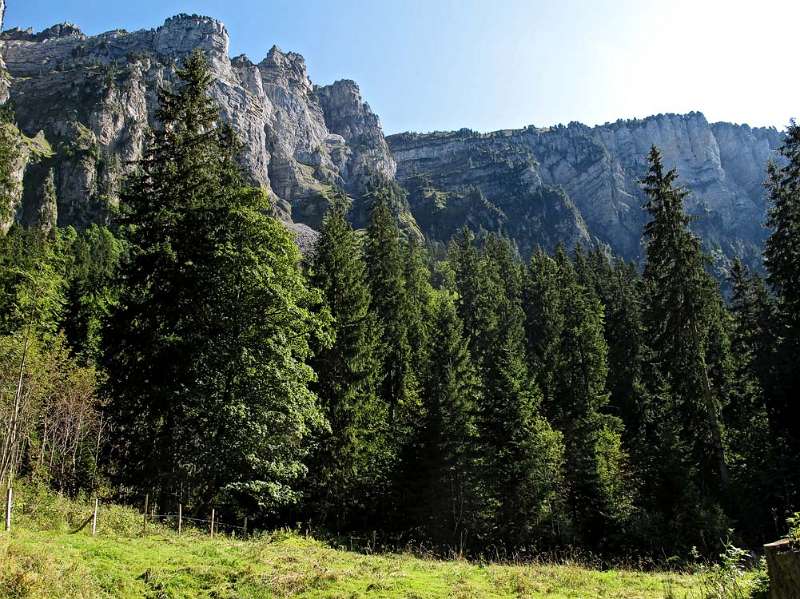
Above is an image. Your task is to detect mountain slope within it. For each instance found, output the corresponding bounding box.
[389,114,781,268]
[0,11,784,270]
[0,14,395,233]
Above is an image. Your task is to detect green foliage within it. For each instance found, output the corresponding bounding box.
[524,247,633,547]
[404,294,481,547]
[0,119,23,225]
[62,224,124,360]
[763,122,800,500]
[788,512,800,542]
[0,226,67,339]
[640,146,731,551]
[0,333,103,492]
[695,539,754,599]
[104,50,326,516]
[305,195,388,528]
[364,183,418,437]
[449,231,564,548]
[1,70,798,565]
[723,260,777,540]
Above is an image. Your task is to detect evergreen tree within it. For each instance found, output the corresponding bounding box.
[725,260,777,541]
[525,248,632,546]
[306,195,388,528]
[104,51,325,515]
[0,108,22,226]
[364,185,416,433]
[450,231,563,547]
[0,226,66,339]
[403,238,436,381]
[62,224,124,361]
[523,248,564,409]
[764,122,800,496]
[407,295,481,547]
[579,251,650,452]
[640,146,730,549]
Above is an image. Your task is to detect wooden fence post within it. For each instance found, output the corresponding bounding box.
[143,493,149,532]
[4,486,11,532]
[91,497,98,536]
[177,503,182,535]
[210,508,215,538]
[243,516,247,536]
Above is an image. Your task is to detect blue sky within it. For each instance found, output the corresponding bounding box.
[5,0,799,134]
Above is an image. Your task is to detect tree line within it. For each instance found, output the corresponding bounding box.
[1,51,798,558]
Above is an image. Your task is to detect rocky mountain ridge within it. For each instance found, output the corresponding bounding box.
[0,13,395,234]
[389,113,782,265]
[0,10,785,271]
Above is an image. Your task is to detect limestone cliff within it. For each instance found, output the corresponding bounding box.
[0,14,396,231]
[0,10,785,269]
[389,113,782,269]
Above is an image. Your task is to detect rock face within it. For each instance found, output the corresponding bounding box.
[0,14,396,231]
[0,0,9,103]
[389,113,782,268]
[388,129,592,254]
[0,11,784,268]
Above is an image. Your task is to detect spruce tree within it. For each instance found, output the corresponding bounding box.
[450,231,563,547]
[640,146,730,548]
[306,195,388,528]
[764,122,800,481]
[0,109,22,226]
[63,224,123,361]
[364,185,416,431]
[525,248,632,546]
[105,51,325,514]
[407,295,481,547]
[725,260,777,540]
[403,238,436,381]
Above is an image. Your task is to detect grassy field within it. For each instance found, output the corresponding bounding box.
[0,487,750,598]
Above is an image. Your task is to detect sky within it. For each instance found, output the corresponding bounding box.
[4,0,799,134]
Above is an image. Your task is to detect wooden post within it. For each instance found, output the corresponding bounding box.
[177,503,182,535]
[4,487,11,532]
[143,494,149,532]
[243,516,247,536]
[210,508,215,538]
[91,497,98,536]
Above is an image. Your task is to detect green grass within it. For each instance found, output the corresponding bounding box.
[0,487,727,598]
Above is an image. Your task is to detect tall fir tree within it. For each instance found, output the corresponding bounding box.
[450,231,563,547]
[405,294,481,547]
[725,260,778,541]
[364,184,417,433]
[640,146,730,549]
[104,51,325,515]
[62,224,124,361]
[764,122,800,498]
[306,195,389,528]
[525,248,632,546]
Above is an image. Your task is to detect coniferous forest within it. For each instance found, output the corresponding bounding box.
[2,51,799,562]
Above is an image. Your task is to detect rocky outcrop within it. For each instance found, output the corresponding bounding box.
[0,0,9,103]
[389,113,782,268]
[316,79,396,188]
[0,11,784,267]
[389,129,592,254]
[0,14,396,232]
[0,124,53,234]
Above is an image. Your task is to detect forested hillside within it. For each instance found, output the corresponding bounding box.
[1,47,799,576]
